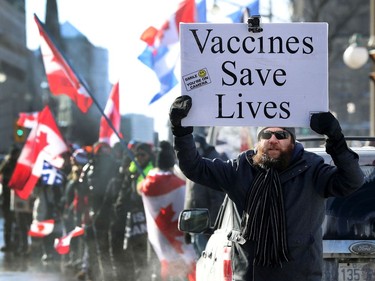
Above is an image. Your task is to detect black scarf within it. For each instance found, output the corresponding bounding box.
[240,167,290,267]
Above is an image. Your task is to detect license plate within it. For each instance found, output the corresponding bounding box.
[338,263,375,281]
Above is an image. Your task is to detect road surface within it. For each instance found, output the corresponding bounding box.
[0,217,76,281]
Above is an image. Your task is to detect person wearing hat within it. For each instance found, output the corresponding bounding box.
[169,95,365,281]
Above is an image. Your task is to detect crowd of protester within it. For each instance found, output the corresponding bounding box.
[0,137,224,281]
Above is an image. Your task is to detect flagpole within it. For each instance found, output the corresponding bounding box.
[79,80,146,178]
[34,14,145,177]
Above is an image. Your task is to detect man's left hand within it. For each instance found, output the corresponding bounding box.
[310,112,342,140]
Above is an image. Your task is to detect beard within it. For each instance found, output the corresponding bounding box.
[253,143,294,171]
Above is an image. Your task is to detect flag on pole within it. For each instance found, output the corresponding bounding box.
[140,170,196,281]
[34,14,93,113]
[34,16,143,178]
[99,81,121,146]
[138,0,198,104]
[28,219,55,237]
[17,111,40,129]
[9,106,69,199]
[54,226,85,255]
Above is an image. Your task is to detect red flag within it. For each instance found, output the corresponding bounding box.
[17,111,40,129]
[34,14,93,113]
[140,170,196,281]
[140,0,196,48]
[140,26,159,46]
[98,81,121,146]
[9,106,69,199]
[28,219,55,237]
[54,226,85,255]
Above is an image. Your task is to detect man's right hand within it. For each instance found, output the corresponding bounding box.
[169,95,193,137]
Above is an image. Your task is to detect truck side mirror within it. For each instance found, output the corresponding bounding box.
[178,208,210,233]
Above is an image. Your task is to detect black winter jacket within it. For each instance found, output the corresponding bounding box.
[174,134,365,281]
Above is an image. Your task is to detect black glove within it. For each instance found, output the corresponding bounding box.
[310,112,348,154]
[310,112,343,141]
[169,95,193,137]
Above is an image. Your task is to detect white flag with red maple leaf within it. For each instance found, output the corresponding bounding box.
[54,226,85,255]
[9,106,68,199]
[28,219,55,237]
[140,170,196,281]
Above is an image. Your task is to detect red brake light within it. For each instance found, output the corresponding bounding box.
[223,246,232,281]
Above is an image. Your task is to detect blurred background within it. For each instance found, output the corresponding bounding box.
[0,0,373,159]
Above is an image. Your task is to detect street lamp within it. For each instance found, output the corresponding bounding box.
[343,0,375,135]
[343,34,369,69]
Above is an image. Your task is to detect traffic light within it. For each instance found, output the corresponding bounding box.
[14,123,27,143]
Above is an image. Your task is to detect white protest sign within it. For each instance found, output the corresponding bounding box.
[180,23,328,127]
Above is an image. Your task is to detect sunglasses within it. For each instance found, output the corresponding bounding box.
[260,130,290,140]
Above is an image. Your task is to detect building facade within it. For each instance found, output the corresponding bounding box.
[0,0,36,153]
[121,113,155,145]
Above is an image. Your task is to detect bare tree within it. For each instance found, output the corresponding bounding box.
[289,0,368,63]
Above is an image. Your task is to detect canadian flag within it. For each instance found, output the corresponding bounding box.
[140,170,196,281]
[9,106,68,199]
[34,14,93,113]
[54,226,85,255]
[17,111,40,129]
[28,219,55,237]
[98,81,121,146]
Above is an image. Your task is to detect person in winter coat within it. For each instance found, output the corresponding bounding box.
[184,133,227,256]
[114,142,157,281]
[62,148,89,271]
[169,95,365,281]
[77,142,117,281]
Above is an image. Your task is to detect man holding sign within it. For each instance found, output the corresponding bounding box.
[169,95,364,280]
[179,22,329,128]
